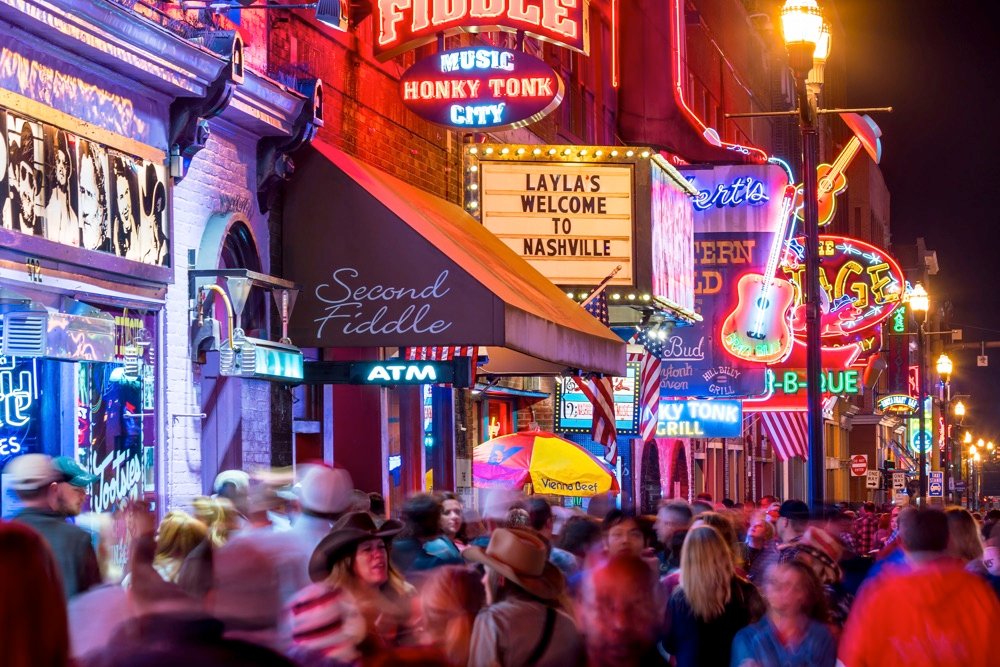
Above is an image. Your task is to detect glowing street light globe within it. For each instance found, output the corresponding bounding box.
[781,0,824,46]
[909,283,929,313]
[936,354,953,377]
[965,430,973,443]
[955,401,967,417]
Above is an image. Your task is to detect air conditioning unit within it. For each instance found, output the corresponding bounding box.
[1,310,47,357]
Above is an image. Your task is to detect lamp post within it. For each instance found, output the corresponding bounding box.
[909,283,930,503]
[782,0,828,510]
[937,353,953,504]
[973,449,982,511]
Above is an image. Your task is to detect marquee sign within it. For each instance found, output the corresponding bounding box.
[876,393,919,415]
[374,0,591,61]
[782,235,905,339]
[400,47,563,130]
[479,154,635,286]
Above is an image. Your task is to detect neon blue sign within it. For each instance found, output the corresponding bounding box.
[657,399,742,438]
[0,356,39,460]
[691,177,770,212]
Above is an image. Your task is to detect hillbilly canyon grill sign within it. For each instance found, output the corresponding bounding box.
[375,0,590,61]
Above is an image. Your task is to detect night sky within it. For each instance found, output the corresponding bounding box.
[836,0,1000,439]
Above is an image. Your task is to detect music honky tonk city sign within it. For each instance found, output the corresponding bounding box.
[375,0,590,60]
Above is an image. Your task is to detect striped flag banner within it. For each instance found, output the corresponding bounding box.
[575,374,619,465]
[637,351,661,443]
[759,411,809,462]
[404,346,479,361]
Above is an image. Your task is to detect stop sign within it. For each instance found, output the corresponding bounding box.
[850,454,868,476]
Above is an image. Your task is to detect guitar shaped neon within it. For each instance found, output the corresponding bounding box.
[793,113,883,226]
[720,184,797,363]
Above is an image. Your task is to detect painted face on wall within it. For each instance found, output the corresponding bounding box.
[79,153,106,248]
[115,172,132,225]
[13,155,37,228]
[54,147,70,188]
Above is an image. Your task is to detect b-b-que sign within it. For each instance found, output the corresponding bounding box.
[400,47,563,131]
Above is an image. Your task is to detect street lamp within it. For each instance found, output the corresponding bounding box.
[782,0,828,510]
[955,401,967,418]
[937,353,953,502]
[965,431,973,444]
[973,450,983,510]
[909,283,930,504]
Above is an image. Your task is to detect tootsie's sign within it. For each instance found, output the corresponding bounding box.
[375,0,590,61]
[400,46,563,130]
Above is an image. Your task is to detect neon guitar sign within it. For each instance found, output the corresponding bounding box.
[793,113,882,226]
[720,185,797,363]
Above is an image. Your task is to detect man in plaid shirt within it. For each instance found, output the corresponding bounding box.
[853,502,879,554]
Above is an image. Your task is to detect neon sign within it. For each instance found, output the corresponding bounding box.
[374,0,590,61]
[891,305,906,334]
[783,235,905,339]
[690,177,770,212]
[767,369,861,396]
[399,47,563,130]
[876,394,919,415]
[656,399,742,438]
[366,363,437,383]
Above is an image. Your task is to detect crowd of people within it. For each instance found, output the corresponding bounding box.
[4,452,1000,666]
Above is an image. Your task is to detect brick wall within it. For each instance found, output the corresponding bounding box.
[164,121,273,511]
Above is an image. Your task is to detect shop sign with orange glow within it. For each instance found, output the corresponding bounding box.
[374,0,590,61]
[781,235,905,340]
[399,46,563,130]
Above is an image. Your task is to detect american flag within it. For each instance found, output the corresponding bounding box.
[759,411,809,461]
[575,374,619,465]
[580,291,618,465]
[404,346,479,361]
[638,351,661,442]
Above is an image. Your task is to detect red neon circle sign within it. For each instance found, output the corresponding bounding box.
[399,46,564,131]
[782,235,905,339]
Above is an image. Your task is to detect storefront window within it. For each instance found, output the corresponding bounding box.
[484,398,514,440]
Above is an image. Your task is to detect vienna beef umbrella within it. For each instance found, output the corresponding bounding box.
[473,431,619,496]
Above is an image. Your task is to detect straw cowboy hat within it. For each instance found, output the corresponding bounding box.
[463,528,565,601]
[309,511,403,582]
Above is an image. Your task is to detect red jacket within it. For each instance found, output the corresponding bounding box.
[839,557,1000,667]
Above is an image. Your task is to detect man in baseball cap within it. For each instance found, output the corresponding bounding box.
[4,453,101,598]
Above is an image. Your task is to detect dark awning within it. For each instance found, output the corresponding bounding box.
[282,142,625,377]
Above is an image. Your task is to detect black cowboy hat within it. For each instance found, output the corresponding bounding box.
[308,511,402,583]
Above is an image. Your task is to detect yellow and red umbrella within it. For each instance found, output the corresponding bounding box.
[472,430,619,497]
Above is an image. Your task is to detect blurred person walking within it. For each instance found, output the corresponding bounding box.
[838,508,1000,667]
[392,493,463,578]
[853,503,879,555]
[0,520,71,667]
[5,453,101,598]
[465,527,584,666]
[743,512,779,584]
[654,500,693,574]
[946,507,984,567]
[151,510,207,583]
[439,492,468,548]
[578,554,668,667]
[661,525,764,667]
[731,561,837,667]
[308,511,416,651]
[526,497,578,576]
[418,565,486,666]
[285,583,367,666]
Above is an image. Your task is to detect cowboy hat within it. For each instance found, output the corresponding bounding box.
[309,511,402,583]
[463,528,565,601]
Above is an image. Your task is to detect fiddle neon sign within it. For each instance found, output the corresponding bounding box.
[375,0,590,61]
[400,47,563,129]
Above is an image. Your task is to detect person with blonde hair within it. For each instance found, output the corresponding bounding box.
[153,510,208,583]
[193,495,240,547]
[418,565,485,666]
[662,525,764,667]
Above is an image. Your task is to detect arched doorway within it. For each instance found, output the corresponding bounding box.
[198,215,267,493]
[640,441,662,513]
